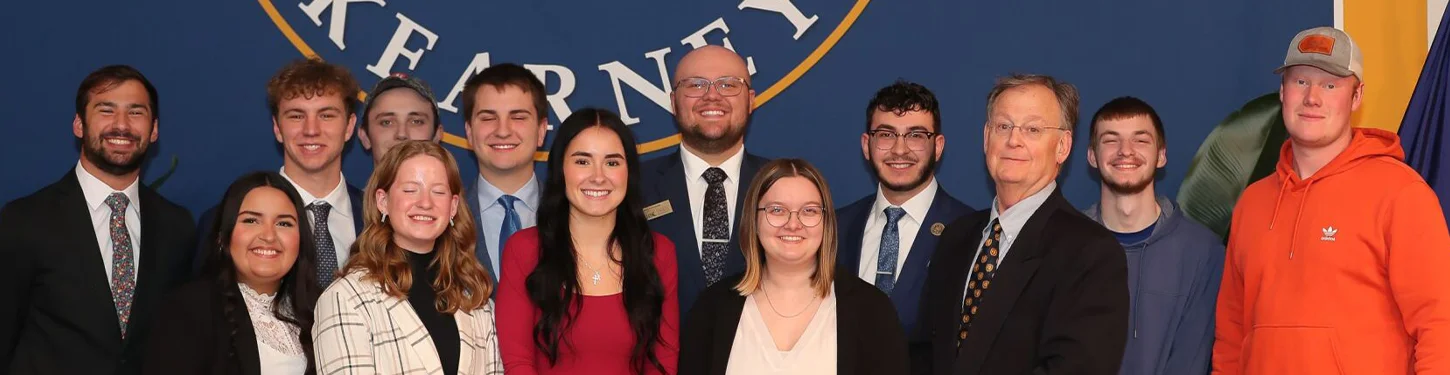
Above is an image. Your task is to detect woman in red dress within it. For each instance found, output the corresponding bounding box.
[496,108,680,374]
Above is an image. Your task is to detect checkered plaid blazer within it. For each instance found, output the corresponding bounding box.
[313,271,504,375]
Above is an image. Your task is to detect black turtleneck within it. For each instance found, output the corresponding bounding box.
[406,250,459,375]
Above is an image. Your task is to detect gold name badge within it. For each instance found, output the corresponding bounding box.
[644,200,674,220]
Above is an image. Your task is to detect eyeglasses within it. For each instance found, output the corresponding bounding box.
[674,76,750,98]
[867,130,938,151]
[757,205,825,228]
[987,123,1069,141]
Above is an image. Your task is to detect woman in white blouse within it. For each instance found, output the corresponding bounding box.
[144,171,323,375]
[312,140,501,375]
[680,159,909,375]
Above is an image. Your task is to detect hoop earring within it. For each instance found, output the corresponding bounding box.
[381,213,388,223]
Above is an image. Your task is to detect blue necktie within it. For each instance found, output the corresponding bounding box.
[876,207,907,294]
[498,195,522,264]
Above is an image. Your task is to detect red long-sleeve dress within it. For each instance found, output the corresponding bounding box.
[495,227,680,375]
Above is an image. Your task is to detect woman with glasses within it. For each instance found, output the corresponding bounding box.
[678,159,908,375]
[495,108,679,374]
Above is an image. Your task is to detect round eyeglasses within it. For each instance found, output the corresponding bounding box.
[674,76,750,98]
[868,130,938,151]
[757,205,825,228]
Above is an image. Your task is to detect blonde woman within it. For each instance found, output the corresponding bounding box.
[313,141,501,374]
[679,159,908,375]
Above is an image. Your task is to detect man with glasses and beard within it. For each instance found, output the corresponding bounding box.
[0,65,196,374]
[835,81,972,371]
[1082,97,1222,375]
[641,45,770,322]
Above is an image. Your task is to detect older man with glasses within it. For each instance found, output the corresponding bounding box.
[641,45,772,326]
[833,80,973,373]
[916,74,1129,375]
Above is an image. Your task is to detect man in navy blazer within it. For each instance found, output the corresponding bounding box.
[642,45,769,321]
[195,59,366,288]
[836,81,972,367]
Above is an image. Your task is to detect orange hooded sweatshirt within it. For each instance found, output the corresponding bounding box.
[1212,128,1450,374]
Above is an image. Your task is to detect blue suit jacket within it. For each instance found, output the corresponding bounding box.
[640,150,769,323]
[193,185,364,276]
[835,185,972,342]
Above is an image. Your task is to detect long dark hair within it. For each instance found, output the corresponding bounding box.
[526,108,667,373]
[202,172,322,374]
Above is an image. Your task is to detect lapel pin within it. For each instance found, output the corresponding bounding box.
[931,222,945,236]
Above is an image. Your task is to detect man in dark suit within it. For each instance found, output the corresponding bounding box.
[837,80,972,359]
[457,63,548,284]
[642,45,769,320]
[195,59,365,286]
[918,74,1129,375]
[0,65,196,374]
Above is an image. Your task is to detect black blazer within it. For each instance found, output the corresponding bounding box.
[679,273,909,375]
[917,189,1128,375]
[640,150,769,323]
[142,279,272,375]
[192,184,364,276]
[0,169,197,375]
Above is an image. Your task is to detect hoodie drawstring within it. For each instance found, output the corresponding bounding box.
[1131,241,1148,339]
[1269,178,1289,231]
[1287,179,1314,259]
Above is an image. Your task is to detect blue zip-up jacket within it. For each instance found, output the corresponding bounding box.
[1086,197,1224,375]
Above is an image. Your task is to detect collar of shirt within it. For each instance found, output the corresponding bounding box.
[475,173,541,212]
[278,167,352,219]
[680,145,745,185]
[870,177,938,224]
[987,181,1057,242]
[75,160,141,214]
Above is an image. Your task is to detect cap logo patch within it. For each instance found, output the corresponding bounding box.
[1298,34,1336,56]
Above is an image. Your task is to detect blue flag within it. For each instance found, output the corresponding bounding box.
[1399,5,1450,220]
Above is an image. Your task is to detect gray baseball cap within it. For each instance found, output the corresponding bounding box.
[362,72,441,126]
[1274,26,1363,81]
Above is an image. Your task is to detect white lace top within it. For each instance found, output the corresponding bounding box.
[239,283,308,374]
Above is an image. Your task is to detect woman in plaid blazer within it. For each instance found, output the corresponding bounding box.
[312,141,503,375]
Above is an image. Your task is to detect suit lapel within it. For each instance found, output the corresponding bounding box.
[390,296,445,373]
[710,292,746,375]
[837,199,870,278]
[225,284,263,375]
[347,185,365,235]
[57,172,127,345]
[454,306,480,374]
[655,154,702,282]
[464,184,497,284]
[834,279,861,375]
[726,154,766,274]
[893,188,951,302]
[126,186,167,348]
[954,192,1063,374]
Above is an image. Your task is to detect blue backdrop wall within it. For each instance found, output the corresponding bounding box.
[0,0,1328,216]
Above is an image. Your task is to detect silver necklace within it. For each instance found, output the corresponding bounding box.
[578,255,603,286]
[759,285,818,318]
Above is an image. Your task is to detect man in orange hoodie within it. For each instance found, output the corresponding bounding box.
[1212,26,1450,374]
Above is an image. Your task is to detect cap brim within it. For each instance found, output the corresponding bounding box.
[1273,62,1354,77]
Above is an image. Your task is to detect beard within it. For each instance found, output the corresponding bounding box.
[872,153,937,193]
[81,123,150,176]
[1101,156,1156,195]
[677,120,747,155]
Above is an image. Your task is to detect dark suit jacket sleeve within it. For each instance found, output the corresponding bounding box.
[193,205,219,277]
[1035,235,1129,375]
[678,281,720,375]
[858,285,910,375]
[141,282,214,375]
[0,202,32,370]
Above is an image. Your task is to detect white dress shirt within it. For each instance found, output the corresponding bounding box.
[474,174,540,276]
[76,161,141,289]
[679,146,746,255]
[965,182,1056,299]
[279,167,356,266]
[857,178,938,284]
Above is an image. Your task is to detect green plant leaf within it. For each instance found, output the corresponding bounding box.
[1176,93,1287,241]
[147,155,180,190]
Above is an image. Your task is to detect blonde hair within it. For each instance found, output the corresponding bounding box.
[734,158,837,297]
[343,140,492,313]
